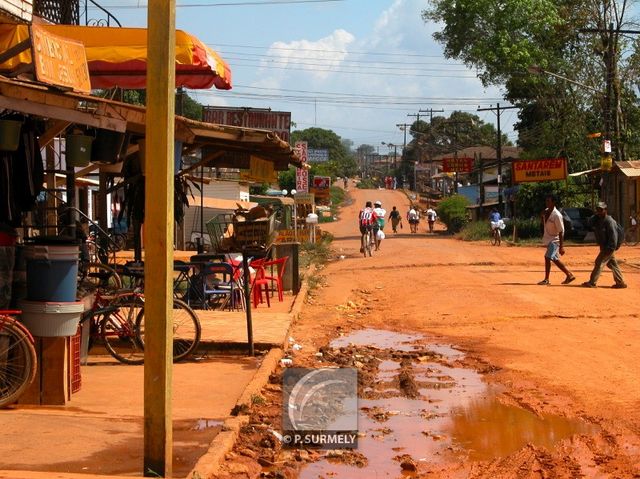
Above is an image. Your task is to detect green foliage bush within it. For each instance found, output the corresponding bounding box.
[504,217,543,240]
[437,195,469,233]
[458,221,491,241]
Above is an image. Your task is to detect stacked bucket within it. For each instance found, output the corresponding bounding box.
[18,240,83,337]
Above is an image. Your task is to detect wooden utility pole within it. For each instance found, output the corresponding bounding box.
[418,108,444,123]
[144,0,175,476]
[477,104,518,211]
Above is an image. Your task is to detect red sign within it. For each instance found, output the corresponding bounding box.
[312,176,331,189]
[202,107,292,142]
[442,157,474,173]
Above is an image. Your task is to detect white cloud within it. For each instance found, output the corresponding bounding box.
[264,29,355,81]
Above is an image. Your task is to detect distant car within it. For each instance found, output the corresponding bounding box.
[560,207,594,240]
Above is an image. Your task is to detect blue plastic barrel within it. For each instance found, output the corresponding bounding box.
[25,244,78,302]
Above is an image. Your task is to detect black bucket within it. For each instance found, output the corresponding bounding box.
[91,129,126,164]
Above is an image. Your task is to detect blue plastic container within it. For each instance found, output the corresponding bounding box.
[24,244,79,302]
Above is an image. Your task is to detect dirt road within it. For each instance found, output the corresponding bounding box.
[219,185,640,478]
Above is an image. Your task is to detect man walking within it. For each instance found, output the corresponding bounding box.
[538,195,575,286]
[582,202,627,288]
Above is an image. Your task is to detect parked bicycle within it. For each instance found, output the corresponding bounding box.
[0,310,37,408]
[81,287,201,365]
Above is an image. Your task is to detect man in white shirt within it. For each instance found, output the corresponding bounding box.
[538,195,575,285]
[373,201,387,250]
[426,206,437,233]
[407,207,419,233]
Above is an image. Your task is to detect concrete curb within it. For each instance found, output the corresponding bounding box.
[234,347,284,412]
[188,415,250,479]
[186,274,311,479]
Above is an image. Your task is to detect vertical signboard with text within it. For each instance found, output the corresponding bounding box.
[295,141,309,192]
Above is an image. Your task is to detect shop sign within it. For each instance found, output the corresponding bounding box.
[295,141,309,192]
[512,158,567,183]
[31,24,91,94]
[240,155,277,182]
[442,157,474,173]
[202,107,291,142]
[308,148,329,162]
[294,192,314,204]
[312,176,331,189]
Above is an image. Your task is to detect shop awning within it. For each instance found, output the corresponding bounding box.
[614,160,640,178]
[187,196,256,210]
[0,24,232,90]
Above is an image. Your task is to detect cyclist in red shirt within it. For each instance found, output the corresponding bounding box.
[359,201,379,253]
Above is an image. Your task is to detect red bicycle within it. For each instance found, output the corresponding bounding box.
[0,310,37,408]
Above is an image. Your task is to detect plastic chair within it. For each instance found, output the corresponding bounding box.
[250,264,271,308]
[202,262,237,310]
[261,256,288,302]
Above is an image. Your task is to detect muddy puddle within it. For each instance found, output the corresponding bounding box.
[299,329,597,478]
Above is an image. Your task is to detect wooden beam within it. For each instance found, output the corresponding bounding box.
[0,95,126,132]
[178,150,224,176]
[38,120,71,148]
[144,0,175,476]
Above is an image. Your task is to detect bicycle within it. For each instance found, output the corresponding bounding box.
[491,226,501,246]
[0,310,37,408]
[361,227,373,257]
[81,289,201,365]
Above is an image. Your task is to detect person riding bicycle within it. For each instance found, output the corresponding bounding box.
[489,208,502,233]
[359,201,379,253]
[373,200,386,250]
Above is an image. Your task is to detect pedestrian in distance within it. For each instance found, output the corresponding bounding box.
[582,202,627,288]
[538,195,575,286]
[407,206,419,234]
[426,205,437,233]
[388,206,402,233]
[372,201,387,250]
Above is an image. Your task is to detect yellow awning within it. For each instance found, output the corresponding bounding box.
[0,24,232,90]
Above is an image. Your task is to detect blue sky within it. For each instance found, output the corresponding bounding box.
[89,0,518,150]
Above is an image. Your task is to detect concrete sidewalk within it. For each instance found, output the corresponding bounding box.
[0,286,306,479]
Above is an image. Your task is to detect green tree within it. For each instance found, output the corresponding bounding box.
[423,0,640,166]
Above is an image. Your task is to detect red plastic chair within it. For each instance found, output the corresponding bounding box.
[250,264,271,308]
[262,256,288,302]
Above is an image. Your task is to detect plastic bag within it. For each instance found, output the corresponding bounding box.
[376,230,386,240]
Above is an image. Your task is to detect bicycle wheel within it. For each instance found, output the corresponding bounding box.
[491,230,501,246]
[625,230,639,246]
[80,262,123,292]
[100,294,145,365]
[364,231,372,257]
[0,317,37,408]
[135,298,201,362]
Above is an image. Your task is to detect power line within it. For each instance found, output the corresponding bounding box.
[92,0,343,9]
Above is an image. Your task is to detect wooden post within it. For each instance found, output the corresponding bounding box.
[144,0,175,476]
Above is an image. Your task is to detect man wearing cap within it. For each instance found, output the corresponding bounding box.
[583,202,627,288]
[373,201,386,250]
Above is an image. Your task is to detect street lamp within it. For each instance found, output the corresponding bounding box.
[381,142,398,171]
[527,65,600,94]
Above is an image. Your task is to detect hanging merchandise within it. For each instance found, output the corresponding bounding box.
[0,118,22,151]
[90,129,126,164]
[0,115,44,226]
[65,133,93,167]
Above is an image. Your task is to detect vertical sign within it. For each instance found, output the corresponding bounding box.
[295,141,309,193]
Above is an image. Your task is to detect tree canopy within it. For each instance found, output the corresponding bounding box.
[423,0,640,170]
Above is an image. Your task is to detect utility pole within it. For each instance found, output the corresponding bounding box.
[477,103,518,212]
[419,108,444,123]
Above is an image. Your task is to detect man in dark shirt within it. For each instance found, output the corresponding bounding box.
[582,202,627,288]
